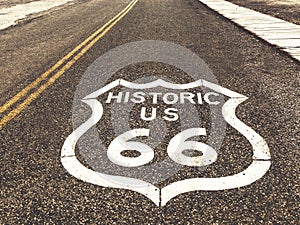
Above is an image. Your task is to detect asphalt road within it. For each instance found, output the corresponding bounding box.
[0,0,299,224]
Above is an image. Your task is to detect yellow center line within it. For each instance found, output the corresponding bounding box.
[0,0,138,130]
[0,0,138,115]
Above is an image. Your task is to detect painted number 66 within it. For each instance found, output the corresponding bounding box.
[107,128,218,167]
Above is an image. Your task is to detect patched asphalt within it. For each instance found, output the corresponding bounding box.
[0,0,299,223]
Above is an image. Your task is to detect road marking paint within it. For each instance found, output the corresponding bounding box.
[0,0,137,115]
[0,0,73,30]
[61,79,271,206]
[198,0,300,61]
[0,0,138,130]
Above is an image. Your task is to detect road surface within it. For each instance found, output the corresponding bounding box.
[0,0,299,223]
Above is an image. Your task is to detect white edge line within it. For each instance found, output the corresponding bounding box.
[161,160,271,206]
[84,79,245,98]
[222,98,271,160]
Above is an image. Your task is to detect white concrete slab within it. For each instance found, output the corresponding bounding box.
[0,0,73,30]
[199,0,300,61]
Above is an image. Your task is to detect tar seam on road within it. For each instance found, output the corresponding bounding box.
[0,0,139,130]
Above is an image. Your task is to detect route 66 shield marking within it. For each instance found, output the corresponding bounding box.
[61,78,271,206]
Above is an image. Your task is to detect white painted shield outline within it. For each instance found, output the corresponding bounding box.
[61,79,271,206]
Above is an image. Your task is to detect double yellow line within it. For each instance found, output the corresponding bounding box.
[0,0,138,130]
